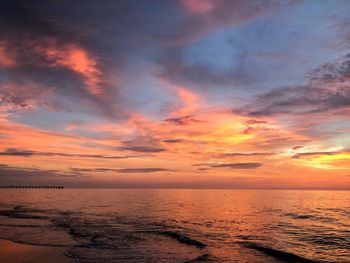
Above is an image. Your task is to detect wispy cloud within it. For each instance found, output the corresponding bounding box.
[117,146,165,153]
[72,167,174,173]
[196,162,263,169]
[237,55,350,116]
[293,149,350,159]
[215,152,274,158]
[0,1,349,188]
[0,164,89,186]
[164,115,202,125]
[0,148,135,159]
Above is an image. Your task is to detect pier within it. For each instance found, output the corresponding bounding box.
[0,186,64,189]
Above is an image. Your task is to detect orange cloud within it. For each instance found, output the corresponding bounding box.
[43,42,103,95]
[292,150,350,170]
[0,37,104,96]
[173,87,202,115]
[0,80,347,188]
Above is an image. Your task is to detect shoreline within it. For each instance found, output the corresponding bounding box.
[0,239,76,263]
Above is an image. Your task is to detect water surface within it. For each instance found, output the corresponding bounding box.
[0,189,349,262]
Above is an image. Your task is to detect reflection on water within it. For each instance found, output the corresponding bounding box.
[0,189,349,262]
[0,239,74,263]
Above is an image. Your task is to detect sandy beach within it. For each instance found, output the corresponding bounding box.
[0,239,75,263]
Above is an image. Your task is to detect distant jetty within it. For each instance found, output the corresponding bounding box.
[0,185,64,189]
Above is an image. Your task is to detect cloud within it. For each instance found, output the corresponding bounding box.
[197,167,210,171]
[163,139,184,143]
[181,0,214,15]
[293,149,350,159]
[211,163,262,169]
[0,148,34,157]
[0,36,112,108]
[71,168,119,172]
[0,0,297,120]
[157,47,254,88]
[118,168,173,173]
[216,152,274,158]
[0,82,58,110]
[164,115,202,125]
[34,39,104,95]
[72,167,173,173]
[117,146,165,153]
[292,145,305,150]
[156,1,298,89]
[0,41,16,67]
[0,148,135,159]
[237,55,350,116]
[201,162,262,169]
[245,119,267,125]
[0,164,88,185]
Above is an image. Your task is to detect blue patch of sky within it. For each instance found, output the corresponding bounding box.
[9,109,104,134]
[178,0,349,95]
[119,57,176,120]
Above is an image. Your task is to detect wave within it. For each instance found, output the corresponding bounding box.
[0,206,48,220]
[241,242,319,263]
[159,231,207,249]
[284,213,315,220]
[184,253,209,262]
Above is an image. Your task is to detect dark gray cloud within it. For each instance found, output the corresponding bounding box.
[193,162,262,169]
[0,148,34,157]
[72,167,173,173]
[243,85,350,116]
[118,134,166,154]
[163,139,184,143]
[292,145,305,150]
[164,115,202,125]
[117,146,165,153]
[118,168,174,173]
[0,148,135,159]
[197,168,210,171]
[237,55,350,116]
[71,168,120,173]
[210,163,262,169]
[0,164,88,186]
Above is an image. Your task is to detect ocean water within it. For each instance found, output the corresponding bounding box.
[0,189,349,262]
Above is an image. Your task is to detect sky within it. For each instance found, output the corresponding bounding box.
[0,0,349,189]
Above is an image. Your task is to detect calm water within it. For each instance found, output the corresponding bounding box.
[0,189,349,262]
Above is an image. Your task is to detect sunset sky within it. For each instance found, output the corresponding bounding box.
[0,0,349,188]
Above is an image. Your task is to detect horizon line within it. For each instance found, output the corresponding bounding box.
[1,186,349,191]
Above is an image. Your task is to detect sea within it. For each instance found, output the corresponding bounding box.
[0,189,349,262]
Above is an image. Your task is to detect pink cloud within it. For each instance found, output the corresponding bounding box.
[0,82,57,111]
[41,41,103,95]
[0,37,105,96]
[0,41,16,68]
[15,37,105,96]
[181,0,214,15]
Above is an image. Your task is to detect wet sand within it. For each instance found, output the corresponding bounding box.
[0,239,75,263]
